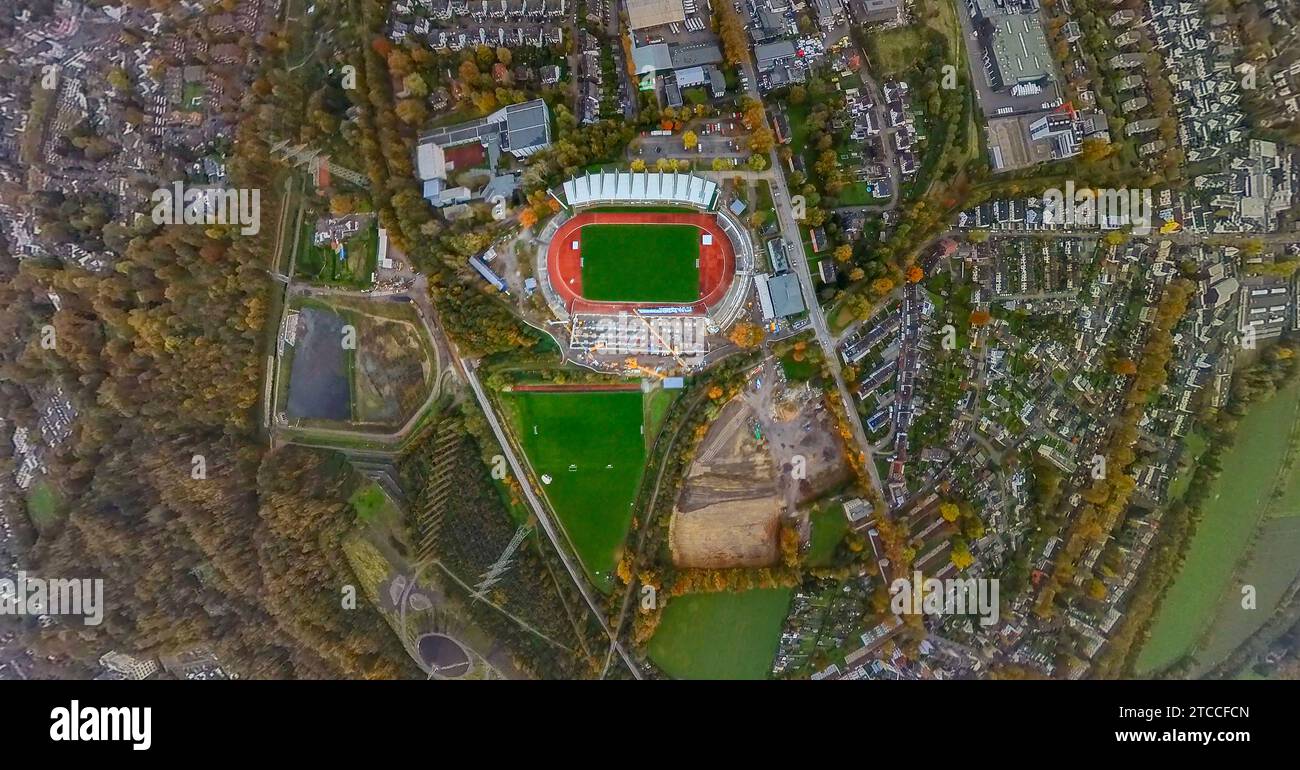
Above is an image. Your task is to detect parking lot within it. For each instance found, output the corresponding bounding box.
[954,0,1063,118]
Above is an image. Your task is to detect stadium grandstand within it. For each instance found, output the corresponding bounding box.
[561,170,720,210]
[533,171,755,369]
[569,313,710,357]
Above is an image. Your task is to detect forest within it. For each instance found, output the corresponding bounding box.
[0,5,419,677]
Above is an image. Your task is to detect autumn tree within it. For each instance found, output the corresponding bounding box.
[386,50,412,77]
[950,539,975,571]
[395,98,426,125]
[402,72,428,97]
[716,2,750,66]
[729,321,765,348]
[1112,358,1137,376]
[329,195,355,216]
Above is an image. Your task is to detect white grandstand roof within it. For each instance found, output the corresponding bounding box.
[562,170,718,209]
[754,273,776,320]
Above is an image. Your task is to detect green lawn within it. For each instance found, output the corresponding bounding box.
[866,27,929,80]
[835,182,873,206]
[182,81,205,111]
[780,353,816,382]
[1135,379,1300,675]
[25,478,63,531]
[644,386,680,450]
[648,588,794,679]
[581,223,699,303]
[807,504,848,567]
[1167,429,1207,502]
[349,482,397,524]
[508,390,646,592]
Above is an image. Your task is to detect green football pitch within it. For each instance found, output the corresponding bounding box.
[508,390,646,592]
[580,224,700,303]
[648,588,794,680]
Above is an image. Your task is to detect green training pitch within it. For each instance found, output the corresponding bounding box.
[580,224,700,303]
[508,390,646,592]
[648,588,793,680]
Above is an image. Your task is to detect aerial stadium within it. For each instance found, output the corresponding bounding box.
[534,170,754,370]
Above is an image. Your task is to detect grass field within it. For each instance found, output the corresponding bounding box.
[807,504,848,567]
[1179,375,1300,676]
[25,478,63,531]
[182,81,205,111]
[648,588,793,679]
[644,386,680,450]
[866,27,929,80]
[580,223,700,303]
[1166,429,1207,502]
[1135,379,1300,675]
[508,390,646,592]
[780,353,817,382]
[349,482,401,524]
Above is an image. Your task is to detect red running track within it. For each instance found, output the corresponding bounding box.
[509,382,642,392]
[546,211,735,314]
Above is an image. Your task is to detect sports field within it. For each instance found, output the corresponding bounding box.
[807,504,848,567]
[580,223,700,303]
[648,588,793,679]
[508,390,646,592]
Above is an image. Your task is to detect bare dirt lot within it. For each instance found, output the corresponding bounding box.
[740,359,851,513]
[352,313,433,427]
[670,358,853,568]
[671,398,782,569]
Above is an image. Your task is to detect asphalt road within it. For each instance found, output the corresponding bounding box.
[718,42,890,499]
[764,132,887,498]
